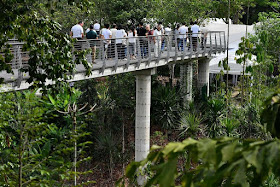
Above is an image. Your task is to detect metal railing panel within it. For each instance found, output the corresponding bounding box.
[1,32,226,84]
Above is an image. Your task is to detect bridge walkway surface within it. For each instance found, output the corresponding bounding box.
[1,32,226,90]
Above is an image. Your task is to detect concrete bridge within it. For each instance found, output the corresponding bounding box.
[0,32,226,161]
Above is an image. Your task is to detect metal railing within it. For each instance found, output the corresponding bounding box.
[1,31,226,86]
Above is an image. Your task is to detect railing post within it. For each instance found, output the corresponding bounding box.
[114,38,118,71]
[202,33,206,57]
[215,33,217,55]
[147,36,152,66]
[157,35,162,63]
[125,38,130,69]
[137,37,143,68]
[174,34,178,61]
[100,39,106,73]
[219,32,222,53]
[209,33,213,56]
[16,46,23,88]
[189,34,193,58]
[166,34,170,61]
[224,31,226,52]
[182,34,186,60]
[137,37,142,60]
[196,34,200,58]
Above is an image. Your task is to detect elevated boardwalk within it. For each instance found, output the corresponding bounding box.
[1,31,226,164]
[1,32,226,91]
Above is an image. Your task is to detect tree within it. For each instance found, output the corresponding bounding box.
[0,90,90,186]
[148,0,213,26]
[92,0,152,25]
[0,0,92,91]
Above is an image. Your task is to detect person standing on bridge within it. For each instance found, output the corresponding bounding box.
[110,24,118,58]
[175,24,180,50]
[115,24,127,59]
[163,24,172,52]
[70,21,84,39]
[128,26,137,59]
[86,25,98,63]
[191,21,200,51]
[153,24,162,58]
[200,24,209,49]
[178,22,188,51]
[137,22,147,58]
[146,24,154,56]
[101,24,112,59]
[94,21,101,36]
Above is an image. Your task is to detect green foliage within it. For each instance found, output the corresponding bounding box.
[261,89,280,138]
[108,73,135,111]
[148,0,212,26]
[220,117,240,137]
[178,113,204,138]
[92,0,152,24]
[152,84,181,130]
[121,137,280,187]
[205,97,226,137]
[0,0,91,91]
[0,90,86,186]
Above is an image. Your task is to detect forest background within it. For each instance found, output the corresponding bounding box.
[0,0,280,186]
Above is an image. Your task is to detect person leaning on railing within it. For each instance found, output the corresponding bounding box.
[86,25,98,63]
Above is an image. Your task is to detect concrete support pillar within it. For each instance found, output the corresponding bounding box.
[198,58,210,97]
[134,68,156,162]
[180,61,193,106]
[186,62,193,101]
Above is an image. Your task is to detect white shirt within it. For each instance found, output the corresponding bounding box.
[101,28,112,40]
[164,27,172,35]
[71,24,83,38]
[200,27,209,37]
[191,25,200,37]
[111,28,117,39]
[178,25,188,39]
[175,29,180,39]
[128,31,137,43]
[94,23,100,31]
[115,29,126,44]
[153,29,162,41]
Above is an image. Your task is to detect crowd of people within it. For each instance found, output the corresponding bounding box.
[70,21,209,62]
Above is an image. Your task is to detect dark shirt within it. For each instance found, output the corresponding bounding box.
[86,30,98,39]
[137,27,147,37]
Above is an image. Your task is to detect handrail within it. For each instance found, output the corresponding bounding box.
[1,31,226,87]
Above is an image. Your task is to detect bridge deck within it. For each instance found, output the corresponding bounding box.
[1,32,226,90]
